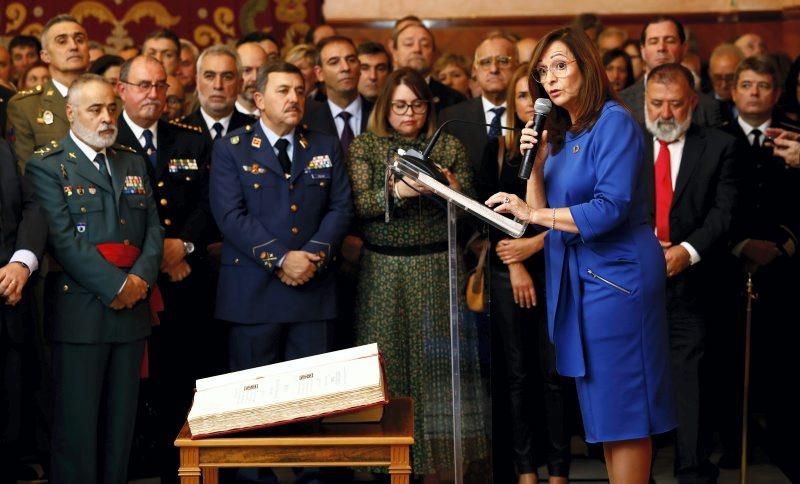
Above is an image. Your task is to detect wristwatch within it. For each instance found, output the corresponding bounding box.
[183,241,195,255]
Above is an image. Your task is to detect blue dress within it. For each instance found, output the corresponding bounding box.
[543,101,677,443]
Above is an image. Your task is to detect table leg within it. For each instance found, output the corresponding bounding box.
[202,466,219,484]
[178,447,201,484]
[389,445,411,484]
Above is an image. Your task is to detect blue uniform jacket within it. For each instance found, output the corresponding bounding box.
[210,123,353,324]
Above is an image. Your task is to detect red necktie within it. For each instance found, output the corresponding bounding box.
[655,140,672,242]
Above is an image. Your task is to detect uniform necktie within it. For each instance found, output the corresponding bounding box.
[654,140,672,242]
[142,129,157,168]
[750,128,761,149]
[212,122,224,140]
[489,107,506,138]
[337,111,354,155]
[274,138,291,176]
[96,153,111,184]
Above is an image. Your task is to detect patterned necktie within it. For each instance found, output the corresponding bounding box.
[489,106,506,138]
[274,138,291,176]
[142,129,157,168]
[337,111,354,154]
[96,152,111,184]
[750,129,762,149]
[212,122,224,140]
[654,140,672,242]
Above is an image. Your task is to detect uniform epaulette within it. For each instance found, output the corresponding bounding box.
[32,140,63,158]
[169,119,204,134]
[113,143,138,153]
[10,84,43,100]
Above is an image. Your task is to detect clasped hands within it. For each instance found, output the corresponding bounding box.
[277,250,321,287]
[0,262,30,306]
[110,273,148,310]
[161,237,191,282]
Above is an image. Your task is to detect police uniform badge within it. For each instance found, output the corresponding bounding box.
[88,185,97,195]
[76,185,85,196]
[76,222,86,233]
[251,137,262,148]
[231,136,240,145]
[42,110,54,125]
[64,185,73,197]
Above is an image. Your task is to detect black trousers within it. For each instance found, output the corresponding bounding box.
[489,264,571,479]
[665,275,715,483]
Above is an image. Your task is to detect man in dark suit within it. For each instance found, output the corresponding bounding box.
[116,54,216,482]
[0,138,47,483]
[25,73,163,484]
[389,22,466,113]
[618,15,723,128]
[235,42,269,118]
[180,45,252,141]
[6,14,90,166]
[303,36,373,153]
[720,55,800,480]
[210,60,352,483]
[642,63,739,484]
[707,43,744,125]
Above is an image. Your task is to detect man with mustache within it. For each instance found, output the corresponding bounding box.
[25,73,163,484]
[7,14,90,167]
[210,61,352,482]
[114,55,216,483]
[642,63,739,484]
[619,15,723,128]
[235,42,268,118]
[181,45,253,141]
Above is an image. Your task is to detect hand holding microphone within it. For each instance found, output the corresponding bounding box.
[518,98,552,180]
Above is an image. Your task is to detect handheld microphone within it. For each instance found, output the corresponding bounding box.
[517,98,552,180]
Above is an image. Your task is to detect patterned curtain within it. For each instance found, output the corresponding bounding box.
[2,0,324,53]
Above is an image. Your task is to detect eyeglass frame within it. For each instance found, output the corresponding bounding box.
[390,99,431,115]
[532,59,577,83]
[119,80,171,93]
[476,55,514,70]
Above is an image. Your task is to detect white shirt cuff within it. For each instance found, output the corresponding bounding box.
[10,250,39,274]
[679,242,701,265]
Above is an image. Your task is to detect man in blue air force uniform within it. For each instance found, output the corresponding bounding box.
[211,60,352,373]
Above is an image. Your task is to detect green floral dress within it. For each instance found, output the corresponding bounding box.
[347,130,487,475]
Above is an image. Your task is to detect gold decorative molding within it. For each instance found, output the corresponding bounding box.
[5,3,27,33]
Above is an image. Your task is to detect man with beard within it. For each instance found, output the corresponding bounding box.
[619,15,722,128]
[25,73,163,484]
[642,63,739,484]
[7,14,90,167]
[235,42,268,118]
[389,22,465,113]
[210,60,352,483]
[115,55,215,482]
[181,45,252,141]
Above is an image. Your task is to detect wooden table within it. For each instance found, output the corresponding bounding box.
[174,397,414,483]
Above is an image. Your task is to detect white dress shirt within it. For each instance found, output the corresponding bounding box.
[327,97,363,138]
[200,108,232,139]
[122,110,159,150]
[481,96,507,135]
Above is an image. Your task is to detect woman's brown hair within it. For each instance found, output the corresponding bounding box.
[367,67,437,139]
[503,63,543,158]
[527,27,618,154]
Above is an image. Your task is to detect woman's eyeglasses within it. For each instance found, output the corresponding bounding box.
[532,59,577,83]
[391,100,430,115]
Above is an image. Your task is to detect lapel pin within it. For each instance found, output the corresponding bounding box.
[60,163,67,179]
[68,152,77,159]
[299,135,309,149]
[64,186,73,197]
[231,135,240,145]
[88,185,97,195]
[76,185,85,196]
[572,145,580,154]
[251,137,262,148]
[43,111,54,125]
[46,89,54,96]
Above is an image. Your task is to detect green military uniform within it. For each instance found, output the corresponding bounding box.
[6,80,70,170]
[25,133,164,483]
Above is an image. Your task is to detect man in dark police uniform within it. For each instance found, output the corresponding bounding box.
[25,73,163,484]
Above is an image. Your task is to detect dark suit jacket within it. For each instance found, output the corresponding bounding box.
[430,78,467,114]
[302,96,373,141]
[642,124,739,264]
[440,97,498,200]
[0,85,14,141]
[180,107,254,141]
[116,115,214,249]
[619,79,724,128]
[721,116,800,253]
[0,139,46,343]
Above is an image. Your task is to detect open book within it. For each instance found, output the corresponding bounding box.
[187,343,388,438]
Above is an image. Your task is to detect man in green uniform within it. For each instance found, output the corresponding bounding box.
[26,73,163,483]
[6,14,89,169]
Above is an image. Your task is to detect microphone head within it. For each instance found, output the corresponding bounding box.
[534,98,552,115]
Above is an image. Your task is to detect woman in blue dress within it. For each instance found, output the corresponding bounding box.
[487,27,676,482]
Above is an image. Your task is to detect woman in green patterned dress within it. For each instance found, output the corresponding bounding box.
[347,68,487,481]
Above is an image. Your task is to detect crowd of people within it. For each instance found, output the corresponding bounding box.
[0,9,798,484]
